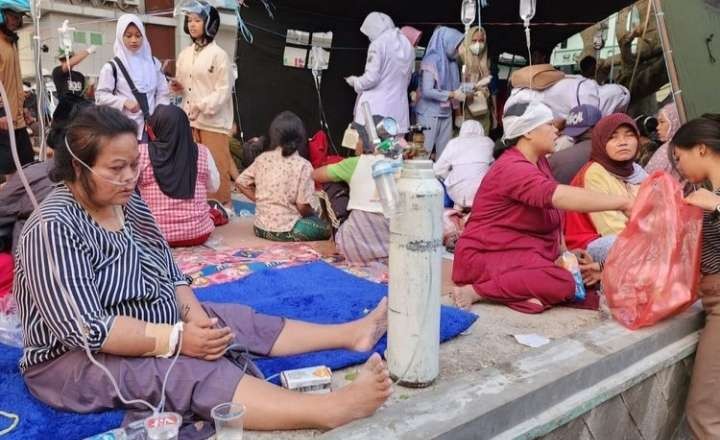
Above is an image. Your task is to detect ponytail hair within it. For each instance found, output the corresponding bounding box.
[268,111,309,159]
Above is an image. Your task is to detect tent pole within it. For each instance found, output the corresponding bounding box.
[651,0,687,123]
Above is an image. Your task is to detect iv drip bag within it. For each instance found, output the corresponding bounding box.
[461,0,477,28]
[519,0,536,26]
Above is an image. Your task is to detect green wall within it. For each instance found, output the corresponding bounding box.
[661,0,720,119]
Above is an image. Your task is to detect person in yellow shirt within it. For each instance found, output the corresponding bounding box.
[565,113,647,263]
[171,0,235,206]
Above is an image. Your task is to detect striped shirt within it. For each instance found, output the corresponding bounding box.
[14,185,188,372]
[702,190,720,275]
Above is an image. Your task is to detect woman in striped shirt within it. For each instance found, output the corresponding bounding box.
[673,114,720,439]
[14,106,392,437]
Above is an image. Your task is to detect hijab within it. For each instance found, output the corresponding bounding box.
[400,26,422,47]
[461,26,490,80]
[360,12,394,42]
[420,26,464,93]
[147,104,199,199]
[113,14,158,93]
[360,12,412,65]
[591,113,640,178]
[459,119,485,138]
[645,103,681,175]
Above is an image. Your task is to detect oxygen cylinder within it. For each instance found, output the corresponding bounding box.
[386,160,444,387]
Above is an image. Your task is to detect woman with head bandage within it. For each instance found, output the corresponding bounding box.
[450,101,635,314]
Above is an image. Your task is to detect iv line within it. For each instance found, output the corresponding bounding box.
[0,78,178,418]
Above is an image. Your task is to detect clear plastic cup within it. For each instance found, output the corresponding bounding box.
[211,403,246,440]
[144,412,181,440]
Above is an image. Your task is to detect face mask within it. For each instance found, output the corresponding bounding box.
[470,42,485,56]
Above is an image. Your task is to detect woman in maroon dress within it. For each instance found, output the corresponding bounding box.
[451,102,633,313]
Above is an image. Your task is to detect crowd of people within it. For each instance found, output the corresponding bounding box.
[2,2,720,438]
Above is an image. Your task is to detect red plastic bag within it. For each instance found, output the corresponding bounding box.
[602,172,703,330]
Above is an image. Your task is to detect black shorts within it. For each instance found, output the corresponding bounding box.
[0,128,34,174]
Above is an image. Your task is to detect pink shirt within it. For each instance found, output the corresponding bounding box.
[454,148,561,282]
[137,144,215,243]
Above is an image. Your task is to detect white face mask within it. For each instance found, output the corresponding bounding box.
[469,42,485,56]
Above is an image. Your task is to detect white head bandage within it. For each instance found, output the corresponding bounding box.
[502,101,554,141]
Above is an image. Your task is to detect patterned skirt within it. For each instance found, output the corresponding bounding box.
[335,210,390,264]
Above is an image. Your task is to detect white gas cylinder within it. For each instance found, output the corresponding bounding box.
[386,160,444,387]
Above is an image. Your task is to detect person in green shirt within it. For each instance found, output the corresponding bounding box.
[313,118,391,263]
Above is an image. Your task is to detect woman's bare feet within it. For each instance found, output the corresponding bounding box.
[450,284,482,309]
[350,297,388,352]
[324,353,393,429]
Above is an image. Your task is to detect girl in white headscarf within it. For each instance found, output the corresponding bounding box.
[346,12,414,134]
[96,14,170,140]
[434,120,494,208]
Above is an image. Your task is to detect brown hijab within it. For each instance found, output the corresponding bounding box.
[590,113,640,178]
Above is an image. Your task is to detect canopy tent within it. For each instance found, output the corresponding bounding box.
[233,0,637,145]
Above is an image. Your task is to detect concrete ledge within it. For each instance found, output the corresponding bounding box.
[322,303,704,440]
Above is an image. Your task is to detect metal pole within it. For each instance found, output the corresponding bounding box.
[651,0,687,123]
[30,0,47,160]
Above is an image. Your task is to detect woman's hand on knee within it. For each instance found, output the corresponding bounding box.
[180,317,234,361]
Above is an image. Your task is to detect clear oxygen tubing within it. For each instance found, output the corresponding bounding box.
[0,78,181,418]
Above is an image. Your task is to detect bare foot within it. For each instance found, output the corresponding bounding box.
[350,297,388,352]
[450,284,482,309]
[324,353,393,429]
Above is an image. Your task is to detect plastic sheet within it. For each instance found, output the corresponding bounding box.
[602,172,702,330]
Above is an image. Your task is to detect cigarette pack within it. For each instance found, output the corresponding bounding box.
[280,365,332,394]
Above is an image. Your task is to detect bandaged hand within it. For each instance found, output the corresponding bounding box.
[181,316,234,361]
[345,76,358,88]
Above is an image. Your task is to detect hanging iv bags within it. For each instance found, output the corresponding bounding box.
[461,0,477,27]
[519,0,536,25]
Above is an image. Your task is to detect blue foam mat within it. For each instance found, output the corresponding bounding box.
[0,261,477,438]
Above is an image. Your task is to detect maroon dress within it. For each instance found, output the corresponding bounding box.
[452,147,574,313]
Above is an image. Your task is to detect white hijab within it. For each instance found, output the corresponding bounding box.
[360,12,395,42]
[113,14,158,93]
[459,120,485,138]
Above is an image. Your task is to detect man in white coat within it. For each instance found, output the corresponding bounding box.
[346,12,414,134]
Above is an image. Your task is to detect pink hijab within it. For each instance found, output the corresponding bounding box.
[645,103,682,176]
[400,26,422,47]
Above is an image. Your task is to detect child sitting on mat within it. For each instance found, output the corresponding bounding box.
[236,111,331,242]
